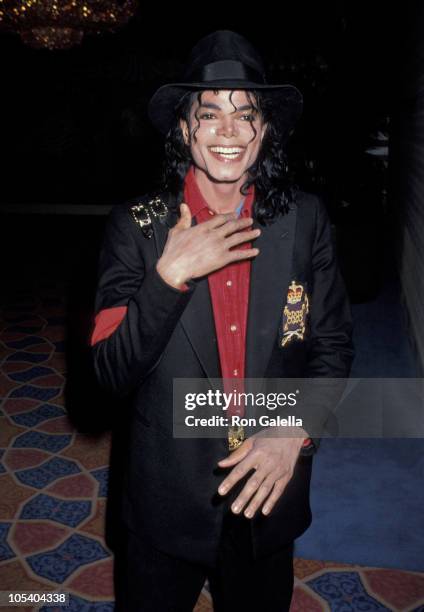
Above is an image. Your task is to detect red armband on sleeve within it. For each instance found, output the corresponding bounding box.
[90,306,127,346]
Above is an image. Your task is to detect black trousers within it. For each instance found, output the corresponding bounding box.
[115,510,294,612]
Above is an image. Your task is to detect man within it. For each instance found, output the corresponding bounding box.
[91,30,353,611]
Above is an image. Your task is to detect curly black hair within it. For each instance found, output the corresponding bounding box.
[160,89,298,225]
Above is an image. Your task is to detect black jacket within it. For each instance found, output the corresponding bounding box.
[91,190,354,565]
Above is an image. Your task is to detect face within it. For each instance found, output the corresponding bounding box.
[180,89,267,183]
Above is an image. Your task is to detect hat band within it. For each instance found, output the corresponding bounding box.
[188,60,266,84]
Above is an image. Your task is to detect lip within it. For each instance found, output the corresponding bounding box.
[208,147,246,163]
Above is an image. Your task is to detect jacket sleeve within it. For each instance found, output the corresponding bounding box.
[298,198,355,450]
[91,204,196,397]
[306,198,354,378]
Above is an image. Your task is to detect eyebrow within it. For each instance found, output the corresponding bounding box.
[198,102,255,112]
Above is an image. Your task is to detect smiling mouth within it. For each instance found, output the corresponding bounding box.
[208,146,246,161]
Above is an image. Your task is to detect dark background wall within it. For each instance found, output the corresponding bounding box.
[391,2,424,369]
[0,2,399,207]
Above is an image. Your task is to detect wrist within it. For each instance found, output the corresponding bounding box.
[156,259,188,290]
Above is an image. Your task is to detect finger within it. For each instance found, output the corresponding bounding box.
[218,439,252,469]
[261,478,288,515]
[231,470,269,515]
[225,228,261,249]
[218,454,258,496]
[223,248,260,265]
[216,217,254,237]
[243,474,276,518]
[205,212,238,229]
[177,203,192,229]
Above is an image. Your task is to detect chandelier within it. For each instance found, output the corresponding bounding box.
[0,0,138,50]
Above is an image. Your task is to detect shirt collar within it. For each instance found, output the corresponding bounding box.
[183,165,255,218]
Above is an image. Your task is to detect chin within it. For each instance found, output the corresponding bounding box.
[205,166,245,184]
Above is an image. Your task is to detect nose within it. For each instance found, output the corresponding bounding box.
[215,115,239,138]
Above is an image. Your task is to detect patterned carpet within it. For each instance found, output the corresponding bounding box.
[1,283,424,611]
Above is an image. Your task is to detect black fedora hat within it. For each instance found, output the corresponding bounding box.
[148,30,303,135]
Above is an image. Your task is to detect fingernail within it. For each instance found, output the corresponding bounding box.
[232,504,240,513]
[262,507,269,515]
[244,510,252,518]
[218,486,227,495]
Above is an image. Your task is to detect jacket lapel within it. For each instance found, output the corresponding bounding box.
[178,276,221,383]
[245,206,297,380]
[153,195,221,385]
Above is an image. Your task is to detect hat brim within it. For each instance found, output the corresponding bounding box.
[148,81,303,135]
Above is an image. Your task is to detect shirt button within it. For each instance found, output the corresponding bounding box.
[233,369,238,376]
[230,324,237,332]
[226,280,232,287]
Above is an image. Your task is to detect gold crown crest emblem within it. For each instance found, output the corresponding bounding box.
[287,280,304,304]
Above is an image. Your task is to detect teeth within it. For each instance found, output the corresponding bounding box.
[210,147,243,154]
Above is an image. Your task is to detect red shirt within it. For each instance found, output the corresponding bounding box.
[183,166,254,417]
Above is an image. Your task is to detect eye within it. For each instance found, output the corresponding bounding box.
[240,113,256,122]
[200,112,216,120]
